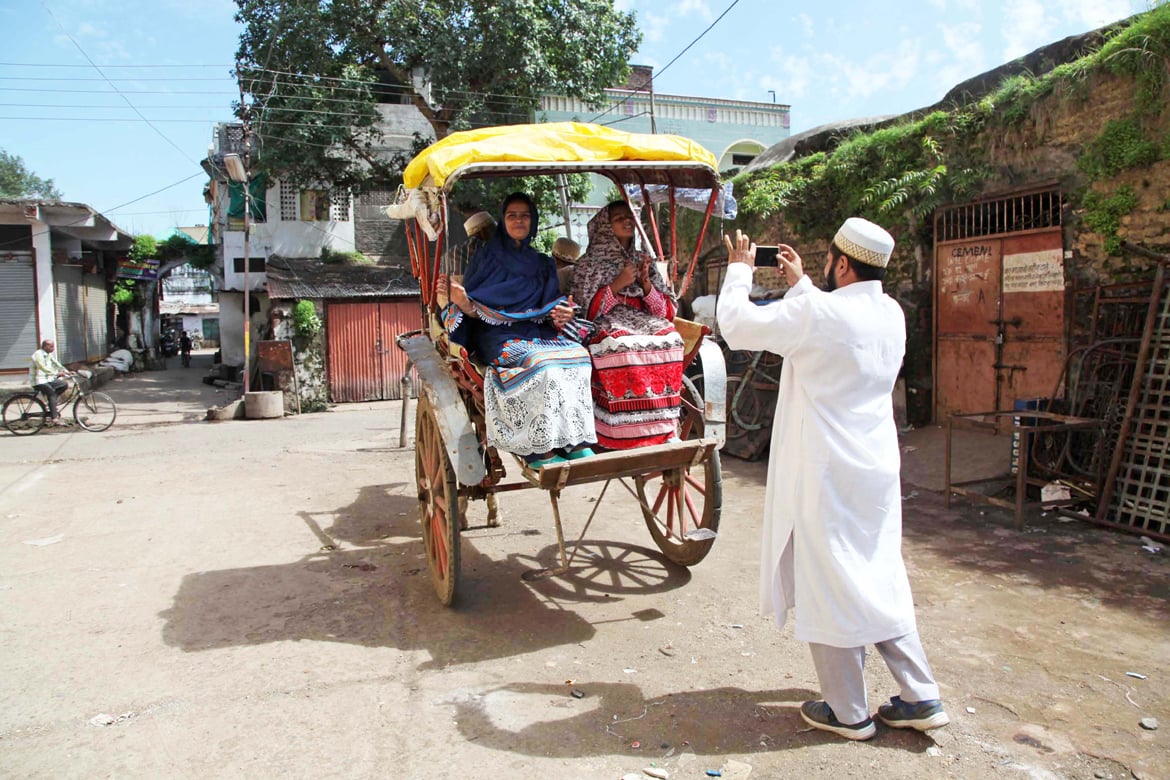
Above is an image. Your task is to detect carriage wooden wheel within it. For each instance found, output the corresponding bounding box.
[636,376,722,566]
[415,393,461,605]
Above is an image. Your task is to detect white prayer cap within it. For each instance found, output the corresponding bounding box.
[833,217,895,268]
[463,211,495,239]
[552,237,581,264]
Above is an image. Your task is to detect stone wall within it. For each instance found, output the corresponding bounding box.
[699,60,1170,425]
[354,190,410,266]
[268,301,328,413]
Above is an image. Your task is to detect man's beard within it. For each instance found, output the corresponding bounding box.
[824,262,839,292]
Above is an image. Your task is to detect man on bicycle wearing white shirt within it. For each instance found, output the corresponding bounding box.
[30,340,71,424]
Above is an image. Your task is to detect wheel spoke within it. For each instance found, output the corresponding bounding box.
[682,484,702,530]
[651,483,668,516]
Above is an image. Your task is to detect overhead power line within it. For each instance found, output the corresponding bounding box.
[36,0,200,165]
[588,0,743,124]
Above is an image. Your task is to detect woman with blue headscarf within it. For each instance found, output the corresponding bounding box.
[436,192,596,467]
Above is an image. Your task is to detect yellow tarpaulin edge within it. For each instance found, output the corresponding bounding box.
[402,121,718,189]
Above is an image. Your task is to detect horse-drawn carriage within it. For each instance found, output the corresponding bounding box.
[389,122,729,605]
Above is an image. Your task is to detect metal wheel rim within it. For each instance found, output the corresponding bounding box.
[3,394,47,436]
[75,392,117,432]
[636,377,722,566]
[415,394,461,605]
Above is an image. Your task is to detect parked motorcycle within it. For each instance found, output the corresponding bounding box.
[160,332,178,357]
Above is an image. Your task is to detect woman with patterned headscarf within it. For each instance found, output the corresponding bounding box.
[437,192,596,467]
[572,200,685,449]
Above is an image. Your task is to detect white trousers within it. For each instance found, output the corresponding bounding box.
[807,631,940,725]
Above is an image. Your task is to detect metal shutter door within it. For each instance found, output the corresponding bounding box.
[84,273,108,360]
[0,254,38,371]
[54,265,86,364]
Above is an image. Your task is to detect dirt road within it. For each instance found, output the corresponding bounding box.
[1,359,1166,778]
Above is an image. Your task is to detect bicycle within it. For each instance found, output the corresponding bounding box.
[723,349,783,439]
[2,371,118,435]
[687,343,782,441]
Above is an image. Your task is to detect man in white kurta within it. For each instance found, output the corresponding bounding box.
[717,219,948,741]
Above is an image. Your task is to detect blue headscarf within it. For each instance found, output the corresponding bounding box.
[450,192,565,360]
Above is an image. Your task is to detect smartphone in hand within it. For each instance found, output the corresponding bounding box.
[755,246,780,267]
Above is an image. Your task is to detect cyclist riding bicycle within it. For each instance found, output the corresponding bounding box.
[30,339,72,425]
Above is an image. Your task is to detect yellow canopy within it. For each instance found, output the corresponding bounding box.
[402,122,718,189]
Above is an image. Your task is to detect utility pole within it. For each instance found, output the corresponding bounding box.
[236,67,253,394]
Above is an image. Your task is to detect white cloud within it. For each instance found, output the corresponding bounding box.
[71,19,131,62]
[826,37,922,101]
[927,0,946,8]
[798,13,814,38]
[676,0,713,19]
[641,11,671,44]
[933,21,985,95]
[1002,0,1052,60]
[766,47,812,101]
[1058,0,1137,29]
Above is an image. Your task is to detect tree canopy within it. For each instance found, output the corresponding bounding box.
[0,150,63,199]
[233,0,641,193]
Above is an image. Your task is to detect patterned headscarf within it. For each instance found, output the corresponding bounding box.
[572,203,671,308]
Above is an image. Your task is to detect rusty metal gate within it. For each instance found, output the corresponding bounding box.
[327,300,420,402]
[934,187,1066,420]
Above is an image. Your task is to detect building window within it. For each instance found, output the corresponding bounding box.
[232,257,266,273]
[300,189,331,221]
[330,195,350,222]
[732,153,756,166]
[280,181,298,221]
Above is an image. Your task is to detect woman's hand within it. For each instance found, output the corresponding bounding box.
[438,274,472,313]
[637,258,653,294]
[551,297,575,330]
[611,263,638,293]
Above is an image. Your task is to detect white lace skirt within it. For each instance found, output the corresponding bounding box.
[485,338,597,456]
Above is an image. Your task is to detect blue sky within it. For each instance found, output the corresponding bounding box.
[1,0,1152,239]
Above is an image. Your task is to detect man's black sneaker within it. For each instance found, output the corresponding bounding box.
[877,695,950,730]
[800,700,876,741]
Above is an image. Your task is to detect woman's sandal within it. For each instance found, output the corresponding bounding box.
[525,453,567,469]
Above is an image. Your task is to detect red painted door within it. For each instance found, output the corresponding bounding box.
[327,300,421,402]
[934,228,1065,418]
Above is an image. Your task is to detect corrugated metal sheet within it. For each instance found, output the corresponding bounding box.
[84,273,108,361]
[0,254,37,371]
[54,264,87,364]
[266,256,418,300]
[327,301,420,402]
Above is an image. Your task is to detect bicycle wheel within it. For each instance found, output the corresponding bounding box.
[726,374,765,434]
[74,392,117,432]
[3,393,48,435]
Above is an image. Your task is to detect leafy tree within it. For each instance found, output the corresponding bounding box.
[0,150,63,199]
[233,0,641,192]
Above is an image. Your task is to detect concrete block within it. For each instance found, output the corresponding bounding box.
[245,391,283,419]
[206,399,246,421]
